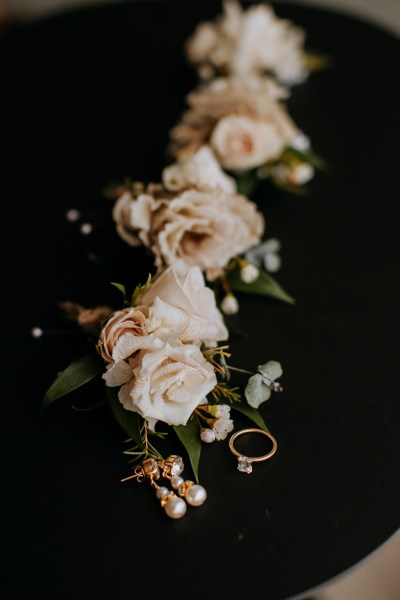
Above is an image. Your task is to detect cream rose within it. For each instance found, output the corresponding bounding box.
[169,76,300,165]
[98,306,163,364]
[211,115,286,171]
[150,189,264,280]
[104,343,217,427]
[112,191,159,247]
[162,145,237,193]
[138,260,228,346]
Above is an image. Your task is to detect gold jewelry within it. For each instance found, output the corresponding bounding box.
[159,455,208,507]
[229,428,277,474]
[121,457,187,519]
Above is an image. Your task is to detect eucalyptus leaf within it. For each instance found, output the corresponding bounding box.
[229,401,269,432]
[257,360,282,381]
[244,374,271,408]
[106,387,144,449]
[42,351,104,409]
[228,267,295,304]
[173,419,201,483]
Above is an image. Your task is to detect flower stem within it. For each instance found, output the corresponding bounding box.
[225,364,254,375]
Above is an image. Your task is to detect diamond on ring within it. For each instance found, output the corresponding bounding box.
[237,456,253,474]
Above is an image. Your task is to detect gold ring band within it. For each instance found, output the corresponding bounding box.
[229,428,277,473]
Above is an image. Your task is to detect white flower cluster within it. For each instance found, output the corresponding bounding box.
[167,1,316,185]
[185,0,308,85]
[113,162,264,282]
[99,261,228,428]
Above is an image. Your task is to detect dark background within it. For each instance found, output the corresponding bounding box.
[1,1,399,598]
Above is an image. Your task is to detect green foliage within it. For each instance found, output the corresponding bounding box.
[229,401,270,432]
[235,170,259,197]
[131,274,152,306]
[228,266,295,304]
[42,351,104,410]
[174,418,201,483]
[110,282,127,300]
[106,387,144,449]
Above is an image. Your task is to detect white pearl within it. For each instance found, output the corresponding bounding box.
[156,486,170,499]
[164,495,187,519]
[185,484,207,507]
[171,476,184,489]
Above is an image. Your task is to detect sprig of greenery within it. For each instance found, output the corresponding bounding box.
[203,345,231,378]
[131,274,152,306]
[123,419,164,465]
[210,381,241,404]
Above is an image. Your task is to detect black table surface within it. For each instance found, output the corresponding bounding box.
[1,1,400,598]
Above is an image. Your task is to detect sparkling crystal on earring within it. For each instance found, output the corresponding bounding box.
[170,456,184,476]
[237,456,253,474]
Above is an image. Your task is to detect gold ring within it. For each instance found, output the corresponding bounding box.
[229,428,277,474]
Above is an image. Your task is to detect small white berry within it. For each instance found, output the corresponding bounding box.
[221,294,239,315]
[240,263,259,284]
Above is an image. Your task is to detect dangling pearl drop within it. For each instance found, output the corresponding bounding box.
[164,494,187,519]
[178,481,207,507]
[185,484,207,507]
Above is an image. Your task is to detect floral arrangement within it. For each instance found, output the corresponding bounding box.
[39,1,324,518]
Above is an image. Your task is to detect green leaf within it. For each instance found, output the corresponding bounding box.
[228,267,295,304]
[131,274,152,306]
[106,387,144,449]
[173,419,201,483]
[229,402,270,432]
[235,170,259,197]
[110,282,126,299]
[42,351,104,410]
[286,147,328,171]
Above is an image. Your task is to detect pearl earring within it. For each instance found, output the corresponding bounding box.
[121,457,187,520]
[159,455,208,508]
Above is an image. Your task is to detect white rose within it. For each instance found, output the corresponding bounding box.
[148,188,264,280]
[105,343,217,427]
[112,191,159,247]
[98,306,164,363]
[211,114,286,171]
[162,145,237,193]
[138,260,228,346]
